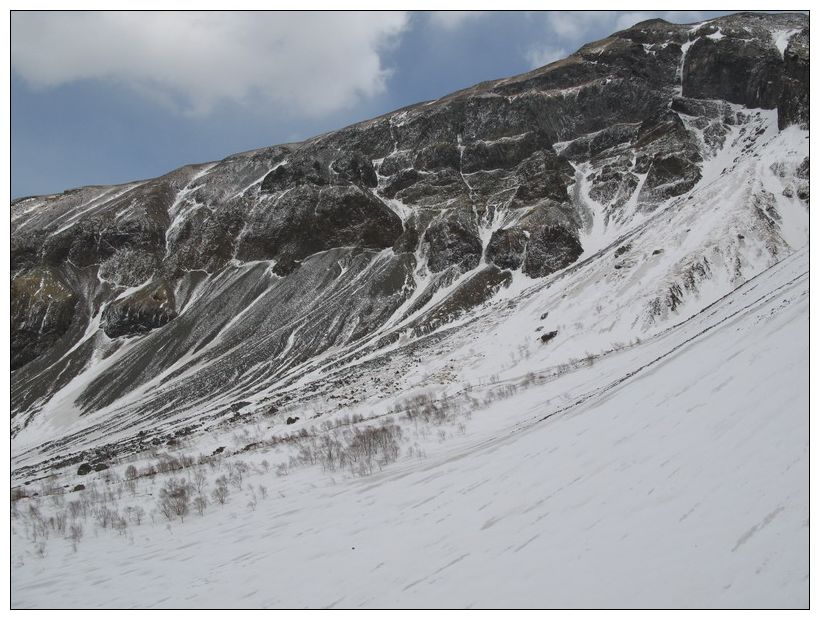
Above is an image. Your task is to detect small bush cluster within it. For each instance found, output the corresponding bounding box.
[291,422,403,476]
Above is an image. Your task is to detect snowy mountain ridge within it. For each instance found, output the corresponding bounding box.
[10,11,809,608]
[11,13,808,477]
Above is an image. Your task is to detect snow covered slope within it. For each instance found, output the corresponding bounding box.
[11,247,808,608]
[10,11,809,609]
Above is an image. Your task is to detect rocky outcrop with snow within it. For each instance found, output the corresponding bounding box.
[10,12,809,475]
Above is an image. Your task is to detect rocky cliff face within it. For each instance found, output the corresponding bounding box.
[10,12,809,469]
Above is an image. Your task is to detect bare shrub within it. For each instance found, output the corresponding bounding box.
[95,507,119,530]
[227,461,249,490]
[211,480,229,506]
[52,511,68,536]
[158,478,193,522]
[67,500,87,521]
[192,469,208,496]
[125,505,145,526]
[68,524,83,552]
[113,514,128,535]
[194,495,208,516]
[317,436,344,472]
[336,423,403,476]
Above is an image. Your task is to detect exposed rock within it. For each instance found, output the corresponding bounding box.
[99,248,159,288]
[634,111,695,153]
[259,146,382,192]
[11,266,77,370]
[512,151,576,205]
[796,182,809,203]
[11,231,45,275]
[414,142,461,171]
[316,186,402,251]
[614,244,632,258]
[796,157,809,179]
[236,184,402,264]
[40,219,102,268]
[639,154,702,203]
[332,151,379,187]
[589,167,639,209]
[461,131,551,174]
[378,150,414,177]
[381,168,422,199]
[415,266,512,332]
[423,209,483,273]
[260,151,334,191]
[486,227,528,270]
[390,169,466,207]
[779,29,809,129]
[392,219,421,254]
[164,205,244,276]
[670,96,731,120]
[101,279,177,338]
[37,180,174,273]
[683,34,783,110]
[522,225,583,278]
[559,123,640,162]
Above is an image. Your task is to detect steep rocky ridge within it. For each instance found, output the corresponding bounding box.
[10,12,809,474]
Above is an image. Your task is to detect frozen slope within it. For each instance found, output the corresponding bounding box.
[11,249,808,608]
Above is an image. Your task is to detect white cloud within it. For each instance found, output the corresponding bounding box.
[11,11,409,117]
[525,46,569,69]
[428,11,487,30]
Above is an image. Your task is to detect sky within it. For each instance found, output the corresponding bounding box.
[11,10,739,198]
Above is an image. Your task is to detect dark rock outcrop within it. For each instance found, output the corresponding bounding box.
[164,205,244,277]
[415,265,512,332]
[639,154,702,203]
[461,131,551,173]
[683,36,784,110]
[101,279,177,338]
[522,225,583,278]
[11,267,78,370]
[486,227,529,270]
[414,142,462,171]
[236,184,402,265]
[511,151,576,205]
[423,209,483,273]
[779,29,809,129]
